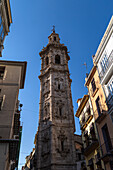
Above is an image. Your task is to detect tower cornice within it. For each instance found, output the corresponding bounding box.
[39,43,70,61]
[38,67,69,80]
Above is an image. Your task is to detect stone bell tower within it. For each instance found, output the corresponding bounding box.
[36,27,76,170]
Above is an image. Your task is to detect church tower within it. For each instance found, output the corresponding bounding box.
[36,27,76,170]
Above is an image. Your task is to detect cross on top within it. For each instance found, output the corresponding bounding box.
[52,25,55,33]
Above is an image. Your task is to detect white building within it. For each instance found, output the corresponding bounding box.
[93,16,113,122]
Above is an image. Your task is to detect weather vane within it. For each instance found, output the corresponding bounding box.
[83,62,89,77]
[83,62,87,72]
[52,25,55,33]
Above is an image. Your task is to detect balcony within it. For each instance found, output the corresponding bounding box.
[100,138,113,163]
[80,114,93,131]
[13,112,20,135]
[83,136,99,156]
[94,105,107,124]
[0,139,19,161]
[99,51,113,84]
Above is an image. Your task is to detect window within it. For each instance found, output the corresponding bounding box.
[45,57,49,66]
[91,78,96,93]
[102,124,112,152]
[86,107,91,115]
[108,80,113,95]
[59,107,62,116]
[95,96,101,116]
[100,53,109,73]
[54,37,56,41]
[78,153,81,160]
[55,55,60,64]
[58,84,60,90]
[0,67,5,79]
[61,140,64,151]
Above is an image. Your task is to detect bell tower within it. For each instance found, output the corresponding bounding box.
[36,28,76,170]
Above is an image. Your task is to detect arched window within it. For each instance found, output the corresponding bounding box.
[61,140,64,151]
[55,55,60,64]
[59,107,62,116]
[46,57,49,66]
[58,84,60,90]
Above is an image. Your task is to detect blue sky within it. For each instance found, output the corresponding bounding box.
[2,0,113,169]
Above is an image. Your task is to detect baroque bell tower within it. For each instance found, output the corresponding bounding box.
[36,27,76,170]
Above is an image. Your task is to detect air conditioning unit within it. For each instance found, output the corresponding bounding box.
[14,135,19,139]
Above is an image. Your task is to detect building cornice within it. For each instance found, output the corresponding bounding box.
[85,65,96,87]
[39,43,70,61]
[94,16,113,63]
[38,67,69,79]
[75,95,89,117]
[7,0,12,24]
[0,60,27,89]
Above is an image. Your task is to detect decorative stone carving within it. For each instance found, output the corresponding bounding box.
[43,102,50,121]
[54,100,67,119]
[56,129,70,157]
[54,77,65,92]
[43,79,50,96]
[41,132,50,160]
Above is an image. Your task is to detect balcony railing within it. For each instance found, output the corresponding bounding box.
[106,95,113,110]
[83,136,99,156]
[99,51,113,81]
[99,138,113,163]
[80,114,93,131]
[94,105,107,123]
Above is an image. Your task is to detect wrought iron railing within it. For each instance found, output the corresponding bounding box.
[99,50,113,81]
[106,95,113,110]
[94,105,107,121]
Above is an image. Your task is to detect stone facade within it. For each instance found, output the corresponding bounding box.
[0,60,27,170]
[35,30,77,170]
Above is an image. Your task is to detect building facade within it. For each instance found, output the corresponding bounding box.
[0,60,27,170]
[93,16,113,123]
[85,65,113,170]
[34,29,77,170]
[91,16,113,170]
[74,134,86,170]
[75,16,113,170]
[0,0,12,56]
[22,148,36,170]
[76,95,105,170]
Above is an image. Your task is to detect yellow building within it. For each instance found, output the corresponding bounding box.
[85,65,113,170]
[76,94,104,170]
